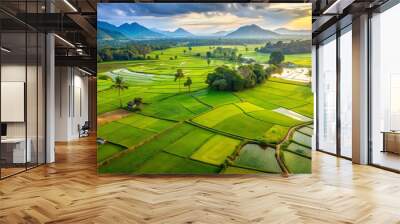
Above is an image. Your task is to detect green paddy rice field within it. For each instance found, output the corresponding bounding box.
[97,45,313,174]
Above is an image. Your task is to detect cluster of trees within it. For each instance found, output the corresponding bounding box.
[206,47,243,63]
[268,51,285,65]
[127,97,143,111]
[98,45,152,62]
[97,43,172,62]
[257,40,311,54]
[206,64,281,91]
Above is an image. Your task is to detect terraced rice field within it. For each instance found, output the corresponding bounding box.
[233,144,282,173]
[97,45,313,174]
[190,135,241,166]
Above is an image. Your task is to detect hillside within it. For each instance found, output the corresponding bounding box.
[226,24,279,39]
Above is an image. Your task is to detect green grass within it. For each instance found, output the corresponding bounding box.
[98,123,195,173]
[141,94,210,121]
[97,87,171,115]
[192,104,242,127]
[281,150,311,174]
[191,135,240,166]
[248,110,303,127]
[264,125,290,144]
[97,79,114,92]
[97,121,155,147]
[235,80,313,111]
[222,166,266,174]
[213,113,274,140]
[117,113,175,132]
[292,103,314,118]
[193,89,241,107]
[136,152,221,174]
[163,128,214,158]
[233,144,281,173]
[97,143,126,163]
[235,102,264,112]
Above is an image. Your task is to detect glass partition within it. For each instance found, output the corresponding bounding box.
[0,1,46,179]
[370,3,400,171]
[317,35,337,154]
[0,31,28,177]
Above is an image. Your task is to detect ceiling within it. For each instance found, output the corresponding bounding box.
[0,0,394,72]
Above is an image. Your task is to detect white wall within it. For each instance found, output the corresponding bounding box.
[54,67,89,141]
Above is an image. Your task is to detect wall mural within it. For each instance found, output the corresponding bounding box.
[97,3,313,174]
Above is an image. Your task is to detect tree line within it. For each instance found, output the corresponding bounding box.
[97,44,170,62]
[257,40,311,54]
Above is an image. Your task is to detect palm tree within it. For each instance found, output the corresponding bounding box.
[111,75,128,108]
[184,77,192,93]
[175,69,184,92]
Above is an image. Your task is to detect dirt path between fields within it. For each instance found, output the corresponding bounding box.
[97,109,131,126]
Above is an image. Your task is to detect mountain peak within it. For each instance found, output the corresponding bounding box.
[117,22,165,39]
[175,28,186,32]
[171,28,193,37]
[226,24,279,39]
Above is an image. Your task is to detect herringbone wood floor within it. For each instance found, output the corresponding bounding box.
[1,136,400,224]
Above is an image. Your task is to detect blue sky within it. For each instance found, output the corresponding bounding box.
[98,3,311,35]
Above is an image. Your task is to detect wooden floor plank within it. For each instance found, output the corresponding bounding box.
[0,136,399,223]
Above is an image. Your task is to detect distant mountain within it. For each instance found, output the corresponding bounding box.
[211,30,232,37]
[274,28,310,35]
[98,28,128,40]
[118,22,165,39]
[171,28,194,38]
[98,21,119,32]
[225,24,279,39]
[151,27,194,38]
[97,21,128,40]
[150,27,169,35]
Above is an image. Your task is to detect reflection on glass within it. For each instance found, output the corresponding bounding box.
[371,3,400,171]
[0,0,47,178]
[340,29,352,158]
[1,32,27,177]
[318,37,337,154]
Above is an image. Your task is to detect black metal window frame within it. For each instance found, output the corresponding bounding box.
[315,21,353,161]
